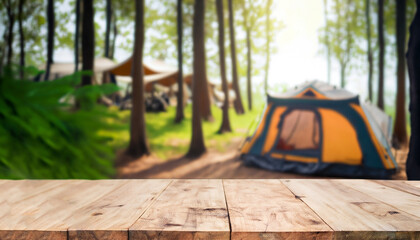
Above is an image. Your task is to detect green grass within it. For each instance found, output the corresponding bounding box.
[101,104,262,159]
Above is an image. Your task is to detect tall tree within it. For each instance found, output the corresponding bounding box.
[81,0,94,86]
[5,0,16,66]
[18,0,25,76]
[74,0,81,72]
[128,0,149,157]
[326,0,359,88]
[104,0,112,58]
[228,0,245,114]
[264,0,273,94]
[175,0,185,123]
[365,0,373,101]
[216,0,232,133]
[44,0,55,81]
[187,0,207,157]
[377,0,385,109]
[406,0,420,180]
[323,0,332,84]
[246,26,252,110]
[242,1,254,110]
[393,0,408,147]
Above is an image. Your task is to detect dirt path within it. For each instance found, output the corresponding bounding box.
[117,138,408,179]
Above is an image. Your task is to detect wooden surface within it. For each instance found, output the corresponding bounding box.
[1,179,420,240]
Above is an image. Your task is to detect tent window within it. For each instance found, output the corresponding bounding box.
[276,109,320,151]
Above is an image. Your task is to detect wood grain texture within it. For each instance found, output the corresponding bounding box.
[282,179,420,239]
[224,179,332,240]
[376,180,420,197]
[339,180,420,218]
[68,179,171,240]
[1,179,420,240]
[406,181,420,188]
[130,179,230,240]
[0,180,122,240]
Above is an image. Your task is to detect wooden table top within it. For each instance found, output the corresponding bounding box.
[1,179,420,240]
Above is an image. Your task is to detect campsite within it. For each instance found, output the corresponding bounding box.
[1,0,420,239]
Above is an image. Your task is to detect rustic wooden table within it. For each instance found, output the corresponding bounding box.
[0,179,419,240]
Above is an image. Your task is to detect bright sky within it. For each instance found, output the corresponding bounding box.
[270,0,326,88]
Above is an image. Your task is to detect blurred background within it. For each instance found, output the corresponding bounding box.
[0,0,415,179]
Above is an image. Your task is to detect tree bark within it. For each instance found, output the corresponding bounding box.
[110,15,117,59]
[6,0,15,66]
[216,0,232,133]
[264,0,272,95]
[228,0,245,114]
[18,0,25,77]
[406,0,420,180]
[175,0,185,123]
[186,0,206,158]
[246,27,252,111]
[74,0,81,72]
[393,0,408,148]
[81,0,95,86]
[377,0,385,109]
[44,0,55,81]
[365,0,373,102]
[128,0,150,157]
[104,0,112,58]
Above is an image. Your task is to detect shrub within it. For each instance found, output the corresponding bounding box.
[0,66,119,179]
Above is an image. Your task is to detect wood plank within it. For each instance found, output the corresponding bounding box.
[282,179,420,239]
[339,180,420,218]
[130,179,230,240]
[224,179,333,240]
[0,180,66,207]
[0,180,124,240]
[406,181,420,188]
[376,180,420,197]
[69,179,171,240]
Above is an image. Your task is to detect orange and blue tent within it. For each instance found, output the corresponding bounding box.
[241,81,397,179]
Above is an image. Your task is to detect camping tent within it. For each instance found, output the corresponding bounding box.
[241,81,397,179]
[104,58,192,92]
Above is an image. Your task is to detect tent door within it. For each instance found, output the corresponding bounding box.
[271,108,322,160]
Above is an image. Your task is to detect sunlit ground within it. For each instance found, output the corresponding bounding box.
[101,105,261,160]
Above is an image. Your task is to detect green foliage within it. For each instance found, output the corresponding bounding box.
[0,66,119,179]
[103,105,261,160]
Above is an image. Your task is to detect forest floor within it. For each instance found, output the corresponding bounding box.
[117,136,408,180]
[111,105,408,180]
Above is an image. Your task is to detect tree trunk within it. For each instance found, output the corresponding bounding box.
[264,0,272,95]
[18,0,25,77]
[0,29,7,72]
[44,0,55,81]
[81,0,95,86]
[104,0,112,58]
[323,0,331,84]
[246,27,252,111]
[377,0,385,109]
[365,0,373,102]
[110,15,117,59]
[340,63,346,88]
[128,0,150,157]
[6,1,15,66]
[175,0,185,123]
[74,0,81,72]
[393,0,408,148]
[406,0,420,180]
[186,0,206,158]
[216,0,231,133]
[228,0,245,114]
